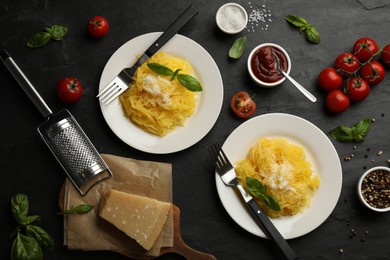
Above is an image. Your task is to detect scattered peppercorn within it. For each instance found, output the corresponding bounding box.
[339,248,344,254]
[361,169,390,209]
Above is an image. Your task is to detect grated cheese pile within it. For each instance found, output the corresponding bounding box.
[119,52,199,136]
[235,138,320,218]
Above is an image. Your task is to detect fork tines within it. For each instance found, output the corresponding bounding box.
[209,142,228,170]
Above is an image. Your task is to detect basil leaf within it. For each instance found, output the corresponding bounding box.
[354,118,372,136]
[11,193,29,225]
[246,177,267,196]
[46,24,68,41]
[147,63,174,76]
[27,225,54,249]
[329,118,372,142]
[246,177,280,211]
[285,14,308,27]
[11,233,43,260]
[285,14,320,44]
[228,36,247,60]
[25,215,40,225]
[329,126,355,142]
[177,74,203,92]
[263,194,281,211]
[171,69,182,81]
[27,32,51,48]
[58,204,94,215]
[305,25,321,44]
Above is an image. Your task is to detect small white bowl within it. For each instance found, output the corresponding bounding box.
[357,166,390,212]
[247,43,291,88]
[216,3,248,34]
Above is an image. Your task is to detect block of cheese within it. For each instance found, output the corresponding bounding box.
[99,189,172,251]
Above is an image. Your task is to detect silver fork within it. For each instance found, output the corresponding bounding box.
[208,142,297,260]
[97,5,199,105]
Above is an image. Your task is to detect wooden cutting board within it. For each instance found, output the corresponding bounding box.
[59,184,216,260]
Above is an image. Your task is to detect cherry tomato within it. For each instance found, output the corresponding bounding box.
[57,77,83,103]
[345,77,370,102]
[230,91,256,118]
[325,90,350,114]
[318,67,343,92]
[334,52,360,77]
[381,44,390,67]
[359,61,385,86]
[87,16,109,37]
[353,37,379,63]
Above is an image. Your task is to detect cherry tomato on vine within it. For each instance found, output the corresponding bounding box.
[352,37,379,63]
[230,91,256,118]
[345,77,370,102]
[334,52,360,77]
[325,90,350,114]
[381,44,390,67]
[318,67,343,92]
[359,60,385,86]
[87,16,109,37]
[57,77,83,103]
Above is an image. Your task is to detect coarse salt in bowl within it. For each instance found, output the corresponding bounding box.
[247,43,291,88]
[357,166,390,212]
[216,3,248,34]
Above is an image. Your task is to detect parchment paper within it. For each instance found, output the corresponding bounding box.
[63,154,173,258]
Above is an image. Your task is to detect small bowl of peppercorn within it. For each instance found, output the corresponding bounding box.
[357,166,390,212]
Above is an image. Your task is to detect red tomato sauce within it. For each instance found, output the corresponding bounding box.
[250,46,288,83]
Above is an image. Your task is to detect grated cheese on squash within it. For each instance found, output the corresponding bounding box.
[235,138,320,218]
[119,52,199,136]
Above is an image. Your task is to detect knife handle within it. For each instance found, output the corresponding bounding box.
[144,5,199,57]
[247,199,298,260]
[0,49,52,118]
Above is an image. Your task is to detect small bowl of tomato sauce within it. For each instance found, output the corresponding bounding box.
[247,43,291,87]
[357,166,390,212]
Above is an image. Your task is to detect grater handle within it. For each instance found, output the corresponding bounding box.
[1,49,52,118]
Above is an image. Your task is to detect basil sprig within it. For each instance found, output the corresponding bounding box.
[57,204,94,215]
[246,177,281,211]
[27,24,68,48]
[285,14,320,44]
[147,63,203,92]
[228,36,247,60]
[329,118,372,142]
[10,193,54,260]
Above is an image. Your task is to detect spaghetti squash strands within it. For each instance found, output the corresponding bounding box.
[235,138,320,218]
[119,52,198,136]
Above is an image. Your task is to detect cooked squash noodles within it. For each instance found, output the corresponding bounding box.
[235,138,320,218]
[119,52,198,136]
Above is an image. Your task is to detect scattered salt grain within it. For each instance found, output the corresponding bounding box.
[246,1,272,32]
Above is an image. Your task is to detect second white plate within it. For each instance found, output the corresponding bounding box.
[99,32,223,154]
[216,113,342,239]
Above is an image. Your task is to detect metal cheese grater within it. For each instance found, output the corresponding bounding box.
[1,49,112,195]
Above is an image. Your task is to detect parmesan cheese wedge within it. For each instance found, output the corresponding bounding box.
[99,189,172,251]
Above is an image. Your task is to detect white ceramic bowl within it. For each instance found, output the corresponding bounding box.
[247,43,291,88]
[216,3,248,34]
[357,166,390,212]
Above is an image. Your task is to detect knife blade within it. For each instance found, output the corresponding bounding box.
[124,4,199,78]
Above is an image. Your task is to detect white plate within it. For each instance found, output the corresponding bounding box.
[216,113,342,239]
[99,32,223,154]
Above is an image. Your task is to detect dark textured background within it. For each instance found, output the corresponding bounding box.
[1,0,390,259]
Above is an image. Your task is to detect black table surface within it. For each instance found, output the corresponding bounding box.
[1,0,390,259]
